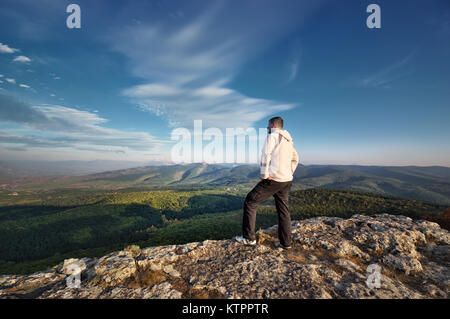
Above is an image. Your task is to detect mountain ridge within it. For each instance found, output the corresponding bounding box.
[3,163,450,204]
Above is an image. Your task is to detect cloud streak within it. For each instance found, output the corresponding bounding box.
[109,0,321,129]
[286,43,302,84]
[361,51,416,88]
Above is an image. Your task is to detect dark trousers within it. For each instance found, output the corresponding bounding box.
[242,179,292,247]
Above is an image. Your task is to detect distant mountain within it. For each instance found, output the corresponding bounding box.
[293,165,450,205]
[0,161,48,182]
[72,163,260,187]
[0,160,170,180]
[3,162,450,204]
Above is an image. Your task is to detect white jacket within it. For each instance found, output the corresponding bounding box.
[260,128,299,182]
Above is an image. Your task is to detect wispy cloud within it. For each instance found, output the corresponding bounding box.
[5,78,16,84]
[0,42,18,54]
[361,51,415,88]
[13,55,31,63]
[287,58,300,83]
[49,73,61,80]
[110,1,321,129]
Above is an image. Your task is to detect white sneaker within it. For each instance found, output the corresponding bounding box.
[234,236,257,245]
[275,242,291,249]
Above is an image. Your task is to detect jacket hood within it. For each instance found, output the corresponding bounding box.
[278,129,293,142]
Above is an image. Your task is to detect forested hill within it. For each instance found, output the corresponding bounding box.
[2,163,450,205]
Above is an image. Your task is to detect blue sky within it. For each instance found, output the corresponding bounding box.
[0,0,449,166]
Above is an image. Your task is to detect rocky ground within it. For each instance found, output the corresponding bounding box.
[0,214,449,299]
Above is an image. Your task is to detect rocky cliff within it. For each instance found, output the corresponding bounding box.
[0,214,449,299]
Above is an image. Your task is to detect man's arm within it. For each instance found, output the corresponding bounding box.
[291,147,299,174]
[260,133,276,179]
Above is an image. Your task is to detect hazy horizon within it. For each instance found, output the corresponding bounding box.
[3,159,450,173]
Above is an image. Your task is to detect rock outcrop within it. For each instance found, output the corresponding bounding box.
[0,214,449,299]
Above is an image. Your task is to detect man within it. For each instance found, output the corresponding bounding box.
[235,116,299,249]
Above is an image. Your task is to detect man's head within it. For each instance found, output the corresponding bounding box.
[268,116,283,133]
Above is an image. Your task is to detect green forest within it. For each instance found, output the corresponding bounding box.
[0,187,448,275]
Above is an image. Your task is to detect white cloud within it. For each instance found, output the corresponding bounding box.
[0,43,18,54]
[35,105,108,127]
[13,55,31,63]
[0,94,168,158]
[111,1,321,129]
[0,74,3,77]
[5,78,16,84]
[19,84,31,89]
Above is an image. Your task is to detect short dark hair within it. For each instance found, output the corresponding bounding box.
[269,116,283,128]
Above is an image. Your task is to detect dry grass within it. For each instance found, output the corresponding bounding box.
[256,229,275,245]
[169,277,189,293]
[124,245,141,257]
[127,267,167,288]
